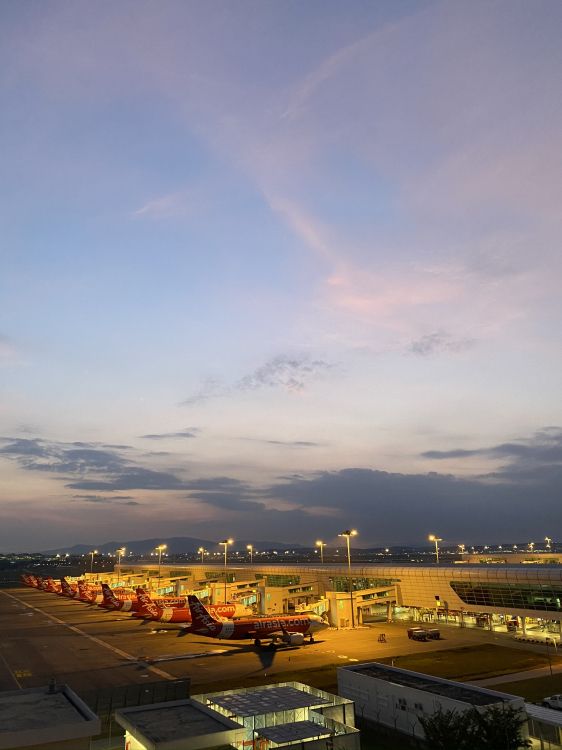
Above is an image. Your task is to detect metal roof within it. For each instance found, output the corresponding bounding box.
[208,686,329,717]
[257,720,331,744]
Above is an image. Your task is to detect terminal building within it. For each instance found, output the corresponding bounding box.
[116,561,562,638]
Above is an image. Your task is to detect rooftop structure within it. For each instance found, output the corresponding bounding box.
[115,699,243,750]
[349,663,506,706]
[0,684,100,750]
[338,661,526,742]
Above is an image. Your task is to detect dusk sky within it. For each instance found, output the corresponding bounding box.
[1,1,562,551]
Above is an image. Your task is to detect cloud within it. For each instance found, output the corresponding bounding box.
[72,494,140,506]
[408,331,475,357]
[132,189,199,220]
[422,428,562,470]
[140,429,199,440]
[181,377,227,406]
[237,354,333,394]
[182,355,334,406]
[66,467,187,491]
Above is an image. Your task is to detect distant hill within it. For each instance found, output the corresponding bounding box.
[40,536,303,555]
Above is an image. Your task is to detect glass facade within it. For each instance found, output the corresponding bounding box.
[329,577,399,593]
[450,581,562,612]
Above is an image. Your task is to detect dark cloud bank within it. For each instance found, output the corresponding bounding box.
[1,429,561,544]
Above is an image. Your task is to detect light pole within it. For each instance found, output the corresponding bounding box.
[155,544,167,585]
[89,550,98,576]
[219,539,233,604]
[528,541,535,553]
[198,547,206,564]
[545,537,552,551]
[339,530,357,628]
[458,543,466,556]
[247,544,253,564]
[316,540,326,564]
[116,547,125,584]
[428,535,442,564]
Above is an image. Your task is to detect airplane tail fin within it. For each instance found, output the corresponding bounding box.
[101,583,120,609]
[135,587,161,619]
[187,595,221,632]
[60,578,72,596]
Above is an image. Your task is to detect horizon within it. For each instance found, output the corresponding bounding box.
[1,1,562,551]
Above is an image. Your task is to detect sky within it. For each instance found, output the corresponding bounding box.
[1,0,562,552]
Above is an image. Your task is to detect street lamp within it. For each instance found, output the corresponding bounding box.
[247,544,254,564]
[528,541,535,552]
[219,539,233,604]
[116,547,126,583]
[339,530,357,628]
[428,535,442,564]
[315,540,326,564]
[198,547,206,564]
[545,537,552,551]
[89,550,98,575]
[155,544,167,584]
[458,543,466,555]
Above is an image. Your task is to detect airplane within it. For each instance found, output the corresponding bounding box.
[186,595,329,648]
[132,588,250,625]
[58,578,77,597]
[77,580,104,604]
[43,577,61,593]
[20,573,35,586]
[99,584,189,613]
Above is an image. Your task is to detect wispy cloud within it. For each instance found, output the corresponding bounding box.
[140,428,199,440]
[237,354,333,393]
[132,189,198,220]
[407,331,475,357]
[72,494,140,506]
[182,355,334,405]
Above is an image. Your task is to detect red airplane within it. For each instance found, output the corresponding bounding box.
[58,578,77,597]
[131,588,249,626]
[99,584,189,613]
[186,595,329,647]
[43,577,61,593]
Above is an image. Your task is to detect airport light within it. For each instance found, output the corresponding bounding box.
[89,550,98,575]
[315,540,326,564]
[246,544,254,563]
[339,530,357,628]
[155,544,167,583]
[219,539,233,604]
[545,536,552,551]
[198,547,206,564]
[458,544,466,555]
[528,541,535,552]
[116,547,126,583]
[428,535,442,564]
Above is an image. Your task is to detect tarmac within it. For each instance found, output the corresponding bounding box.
[0,587,553,698]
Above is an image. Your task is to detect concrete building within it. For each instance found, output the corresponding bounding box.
[0,683,100,750]
[337,661,527,743]
[116,683,359,750]
[117,562,562,637]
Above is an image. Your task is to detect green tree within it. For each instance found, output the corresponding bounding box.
[419,708,474,750]
[469,704,531,750]
[420,704,530,750]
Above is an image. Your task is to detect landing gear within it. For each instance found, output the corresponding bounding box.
[309,636,315,643]
[254,638,261,647]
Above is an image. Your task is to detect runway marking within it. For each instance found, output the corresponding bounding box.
[1,591,176,682]
[0,651,22,689]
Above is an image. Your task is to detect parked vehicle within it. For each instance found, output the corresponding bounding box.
[407,628,428,641]
[425,628,441,640]
[542,695,562,710]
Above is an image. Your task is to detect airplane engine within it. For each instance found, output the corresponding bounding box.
[282,633,305,646]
